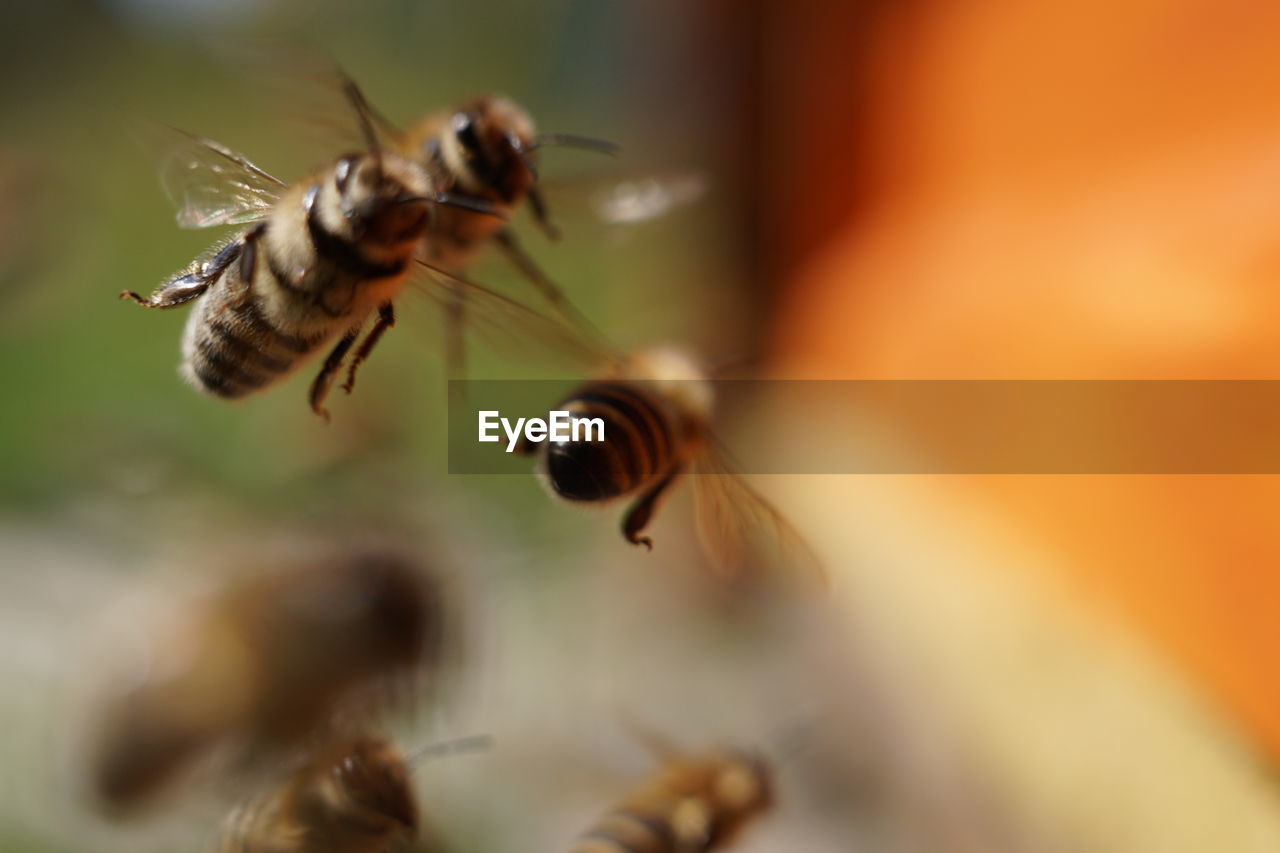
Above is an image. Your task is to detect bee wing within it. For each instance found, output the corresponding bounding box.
[536,169,710,230]
[406,260,620,372]
[153,127,286,229]
[690,446,827,592]
[589,171,710,226]
[213,41,403,159]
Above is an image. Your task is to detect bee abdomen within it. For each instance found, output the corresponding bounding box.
[183,290,325,400]
[545,382,673,503]
[572,809,678,853]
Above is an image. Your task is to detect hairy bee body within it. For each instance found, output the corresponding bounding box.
[546,380,682,503]
[88,545,440,812]
[536,348,714,548]
[219,736,418,853]
[187,153,428,397]
[398,95,539,272]
[130,145,435,416]
[571,749,773,853]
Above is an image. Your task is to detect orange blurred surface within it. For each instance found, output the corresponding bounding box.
[773,0,1280,754]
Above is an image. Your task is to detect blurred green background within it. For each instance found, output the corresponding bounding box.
[0,2,793,851]
[0,0,758,517]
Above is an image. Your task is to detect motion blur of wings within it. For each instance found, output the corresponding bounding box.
[691,443,826,592]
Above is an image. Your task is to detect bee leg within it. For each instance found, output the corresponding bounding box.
[119,273,209,309]
[308,327,360,422]
[526,186,562,242]
[342,303,396,394]
[494,229,605,344]
[621,469,682,551]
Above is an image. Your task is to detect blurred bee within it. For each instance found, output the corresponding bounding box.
[218,731,490,853]
[571,737,774,853]
[87,544,443,813]
[396,95,615,287]
[305,71,617,377]
[523,345,824,588]
[218,735,419,853]
[123,92,512,419]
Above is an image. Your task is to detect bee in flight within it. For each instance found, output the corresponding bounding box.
[122,86,529,419]
[393,93,616,302]
[570,733,774,853]
[218,735,419,853]
[307,71,618,377]
[218,731,489,853]
[85,543,442,813]
[520,344,824,589]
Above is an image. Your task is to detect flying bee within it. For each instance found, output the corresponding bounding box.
[123,84,524,419]
[570,737,774,853]
[218,735,419,853]
[396,94,616,274]
[519,345,824,589]
[318,73,618,378]
[218,732,490,853]
[125,139,439,419]
[86,543,444,813]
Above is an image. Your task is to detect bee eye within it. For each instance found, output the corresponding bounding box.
[334,157,356,194]
[452,112,481,156]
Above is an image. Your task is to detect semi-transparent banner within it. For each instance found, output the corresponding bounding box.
[446,380,1280,474]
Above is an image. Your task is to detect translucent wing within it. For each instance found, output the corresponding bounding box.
[690,445,827,592]
[406,260,619,373]
[533,169,710,231]
[212,41,402,160]
[591,172,709,226]
[154,127,286,229]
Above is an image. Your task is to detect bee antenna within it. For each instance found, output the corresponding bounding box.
[407,734,493,766]
[338,73,384,179]
[532,133,621,157]
[433,191,507,220]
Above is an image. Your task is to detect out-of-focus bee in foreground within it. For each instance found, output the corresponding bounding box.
[570,735,774,853]
[218,735,420,853]
[122,89,514,419]
[85,544,443,814]
[522,345,824,590]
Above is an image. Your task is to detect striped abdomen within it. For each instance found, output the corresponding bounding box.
[571,808,683,853]
[544,381,677,503]
[179,231,329,399]
[218,737,416,853]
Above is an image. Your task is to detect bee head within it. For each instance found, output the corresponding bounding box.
[330,150,433,247]
[328,737,418,830]
[446,96,537,201]
[710,749,774,821]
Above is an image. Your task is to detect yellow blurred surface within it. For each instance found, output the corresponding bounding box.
[778,0,1280,767]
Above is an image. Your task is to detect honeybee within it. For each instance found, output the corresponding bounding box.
[397,95,615,278]
[86,544,442,813]
[571,738,774,853]
[312,72,616,377]
[123,80,527,419]
[522,345,824,588]
[218,735,420,853]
